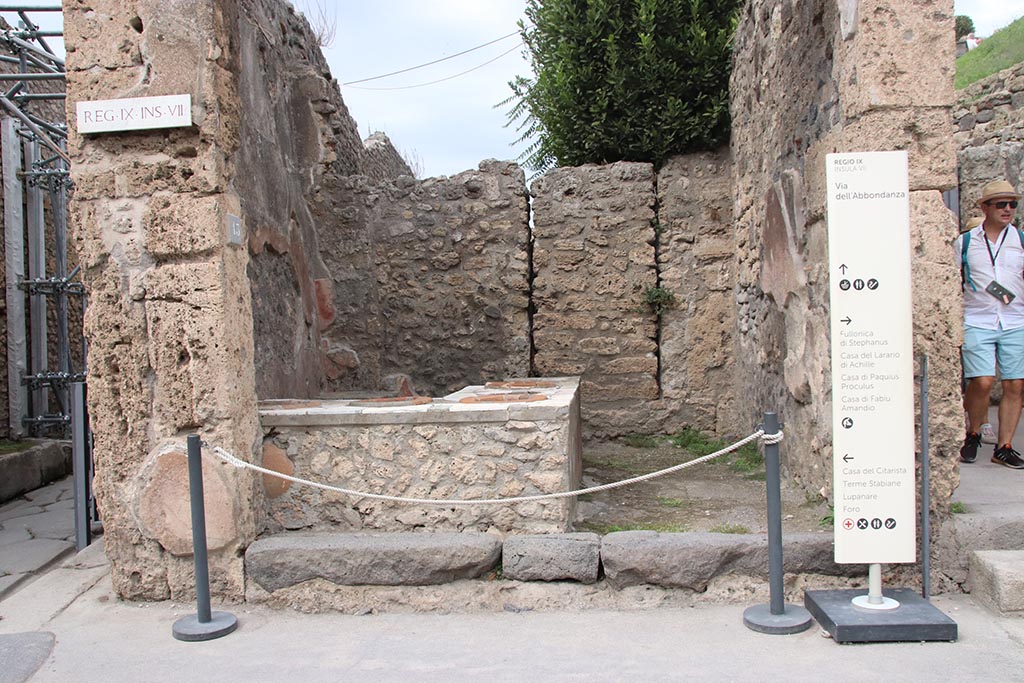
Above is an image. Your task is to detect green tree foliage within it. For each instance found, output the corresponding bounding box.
[955,15,975,41]
[504,0,742,173]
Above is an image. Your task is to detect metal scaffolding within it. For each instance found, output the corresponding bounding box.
[2,6,94,547]
[1,5,83,439]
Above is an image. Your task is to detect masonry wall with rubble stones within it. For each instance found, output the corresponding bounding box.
[954,61,1024,228]
[530,163,660,436]
[656,151,737,436]
[262,415,578,535]
[729,0,962,519]
[63,0,970,602]
[315,161,531,397]
[528,157,738,439]
[61,0,416,600]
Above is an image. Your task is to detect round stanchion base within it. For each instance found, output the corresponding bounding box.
[172,611,238,642]
[743,603,814,635]
[852,594,900,611]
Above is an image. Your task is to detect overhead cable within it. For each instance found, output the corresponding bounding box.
[342,30,519,85]
[345,43,522,91]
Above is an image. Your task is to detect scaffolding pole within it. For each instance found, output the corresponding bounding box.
[3,117,27,437]
[25,136,48,417]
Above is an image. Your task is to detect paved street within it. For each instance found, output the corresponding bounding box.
[1,548,1023,683]
[0,478,74,598]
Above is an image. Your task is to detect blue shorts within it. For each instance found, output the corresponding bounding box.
[962,325,1024,379]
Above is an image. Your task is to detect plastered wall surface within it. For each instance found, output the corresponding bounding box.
[729,0,961,519]
[236,0,411,401]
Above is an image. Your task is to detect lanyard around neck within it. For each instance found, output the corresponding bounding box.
[985,227,1009,267]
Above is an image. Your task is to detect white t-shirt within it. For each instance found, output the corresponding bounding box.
[955,223,1024,330]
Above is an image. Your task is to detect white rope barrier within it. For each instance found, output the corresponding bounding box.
[210,429,783,507]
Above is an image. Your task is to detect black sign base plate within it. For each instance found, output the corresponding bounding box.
[805,588,957,643]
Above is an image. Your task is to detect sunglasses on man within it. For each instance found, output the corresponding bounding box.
[987,200,1019,209]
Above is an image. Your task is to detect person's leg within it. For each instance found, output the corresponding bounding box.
[994,327,1024,460]
[965,375,996,433]
[997,379,1024,445]
[962,325,998,463]
[962,325,998,434]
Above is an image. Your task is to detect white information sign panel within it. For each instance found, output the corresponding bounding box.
[826,151,916,564]
[76,94,192,134]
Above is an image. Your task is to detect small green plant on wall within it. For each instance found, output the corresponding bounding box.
[643,285,676,316]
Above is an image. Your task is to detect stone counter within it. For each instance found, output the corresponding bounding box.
[258,378,581,534]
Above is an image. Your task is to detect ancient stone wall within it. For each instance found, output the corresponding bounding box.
[59,0,971,601]
[527,156,736,439]
[955,62,1024,227]
[236,3,411,401]
[362,131,414,182]
[955,62,1024,149]
[656,151,736,435]
[64,0,267,600]
[316,161,530,397]
[729,0,961,514]
[531,162,659,437]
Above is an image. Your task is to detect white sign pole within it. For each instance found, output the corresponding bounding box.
[826,152,916,584]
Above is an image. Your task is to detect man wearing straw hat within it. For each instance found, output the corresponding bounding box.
[956,180,1024,469]
[961,215,999,446]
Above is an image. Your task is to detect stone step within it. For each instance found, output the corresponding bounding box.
[246,529,860,599]
[935,508,1024,587]
[600,531,860,590]
[245,531,501,591]
[502,532,600,583]
[969,550,1024,616]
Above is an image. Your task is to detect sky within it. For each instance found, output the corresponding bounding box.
[311,0,532,178]
[3,1,1023,179]
[301,0,1024,179]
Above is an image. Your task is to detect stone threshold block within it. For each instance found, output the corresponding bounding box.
[0,441,71,504]
[969,549,1024,615]
[600,531,862,590]
[502,532,600,583]
[246,532,501,591]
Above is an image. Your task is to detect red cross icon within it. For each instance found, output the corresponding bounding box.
[843,518,855,530]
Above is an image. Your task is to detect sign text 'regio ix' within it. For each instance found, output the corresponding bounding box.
[826,151,916,565]
[76,94,192,134]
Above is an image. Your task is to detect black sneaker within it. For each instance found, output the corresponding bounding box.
[960,432,981,463]
[992,445,1024,469]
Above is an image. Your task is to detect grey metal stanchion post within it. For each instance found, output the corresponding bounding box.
[920,354,931,600]
[71,381,91,552]
[743,412,813,634]
[172,435,238,641]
